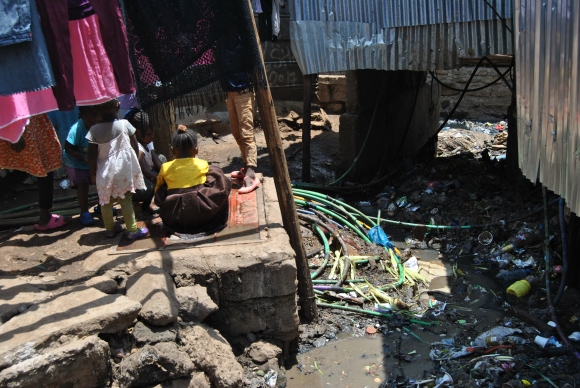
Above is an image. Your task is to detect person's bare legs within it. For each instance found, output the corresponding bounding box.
[244,166,256,187]
[37,171,71,227]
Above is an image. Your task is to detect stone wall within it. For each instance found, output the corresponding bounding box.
[317,75,347,114]
[429,67,512,121]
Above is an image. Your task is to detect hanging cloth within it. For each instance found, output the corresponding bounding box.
[35,0,134,111]
[119,0,265,122]
[0,0,32,46]
[0,0,55,96]
[258,0,272,42]
[95,130,145,206]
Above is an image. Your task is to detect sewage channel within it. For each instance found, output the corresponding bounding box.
[287,228,508,387]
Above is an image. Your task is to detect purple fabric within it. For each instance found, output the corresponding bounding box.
[67,0,94,21]
[65,165,91,187]
[35,0,134,111]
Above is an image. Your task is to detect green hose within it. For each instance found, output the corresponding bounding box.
[0,192,99,214]
[316,302,432,326]
[293,188,377,228]
[309,259,370,269]
[311,225,330,279]
[293,189,368,235]
[312,279,366,284]
[295,199,371,243]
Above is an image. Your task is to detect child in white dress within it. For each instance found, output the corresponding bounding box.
[87,99,149,239]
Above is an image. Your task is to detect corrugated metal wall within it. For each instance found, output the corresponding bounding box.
[515,0,580,215]
[289,0,513,75]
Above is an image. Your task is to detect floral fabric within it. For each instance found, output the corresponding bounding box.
[0,113,62,177]
[96,130,145,206]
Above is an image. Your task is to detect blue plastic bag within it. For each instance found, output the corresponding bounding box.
[368,225,394,249]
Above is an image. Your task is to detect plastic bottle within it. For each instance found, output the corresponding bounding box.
[495,269,531,282]
[491,229,544,255]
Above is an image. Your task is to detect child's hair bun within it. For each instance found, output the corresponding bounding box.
[177,125,188,133]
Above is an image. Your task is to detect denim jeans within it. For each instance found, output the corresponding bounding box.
[0,0,32,46]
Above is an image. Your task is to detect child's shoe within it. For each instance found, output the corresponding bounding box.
[80,211,95,226]
[125,227,149,240]
[105,224,123,238]
[94,205,117,216]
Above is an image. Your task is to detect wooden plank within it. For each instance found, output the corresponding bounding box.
[246,0,318,321]
[302,75,312,182]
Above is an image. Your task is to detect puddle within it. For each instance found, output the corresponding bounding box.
[287,329,442,387]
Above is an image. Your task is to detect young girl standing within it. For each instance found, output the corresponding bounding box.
[87,99,149,239]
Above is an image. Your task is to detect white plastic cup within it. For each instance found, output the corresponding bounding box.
[534,335,549,348]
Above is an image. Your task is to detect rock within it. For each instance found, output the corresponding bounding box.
[179,323,244,388]
[85,275,118,294]
[133,321,177,346]
[313,338,326,348]
[0,336,110,388]
[115,342,194,388]
[247,340,282,364]
[247,332,256,342]
[0,286,141,370]
[175,285,218,322]
[169,372,212,388]
[126,266,179,326]
[0,276,49,323]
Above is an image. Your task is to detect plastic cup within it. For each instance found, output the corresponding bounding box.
[478,231,493,245]
[534,335,549,348]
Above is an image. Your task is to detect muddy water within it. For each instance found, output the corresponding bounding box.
[287,329,443,387]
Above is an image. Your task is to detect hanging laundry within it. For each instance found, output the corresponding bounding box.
[253,0,263,13]
[272,0,284,41]
[35,0,134,111]
[0,0,32,46]
[0,0,55,96]
[119,0,265,121]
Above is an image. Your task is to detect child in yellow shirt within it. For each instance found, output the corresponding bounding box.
[154,126,231,234]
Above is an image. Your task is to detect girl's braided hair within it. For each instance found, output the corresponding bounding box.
[172,125,197,150]
[127,111,151,138]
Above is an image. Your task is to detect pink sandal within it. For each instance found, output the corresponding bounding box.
[231,168,246,179]
[238,177,260,194]
[34,214,71,231]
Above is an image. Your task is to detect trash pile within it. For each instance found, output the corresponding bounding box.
[438,120,508,159]
[290,138,578,386]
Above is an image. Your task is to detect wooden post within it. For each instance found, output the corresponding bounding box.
[247,0,318,320]
[302,75,312,182]
[153,101,176,161]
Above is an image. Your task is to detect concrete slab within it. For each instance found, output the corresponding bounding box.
[0,286,141,370]
[0,276,49,323]
[81,177,299,341]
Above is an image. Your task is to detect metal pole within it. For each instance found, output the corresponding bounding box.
[302,74,312,182]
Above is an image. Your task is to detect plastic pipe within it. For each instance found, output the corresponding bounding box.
[553,198,569,306]
[311,225,330,279]
[293,188,376,228]
[293,190,369,235]
[309,259,370,269]
[312,279,365,284]
[295,199,370,243]
[369,198,560,230]
[297,213,350,287]
[0,192,99,215]
[316,302,432,326]
[297,209,315,216]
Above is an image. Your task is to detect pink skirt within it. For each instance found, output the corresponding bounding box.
[0,13,122,143]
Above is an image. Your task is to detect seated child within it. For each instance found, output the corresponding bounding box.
[63,106,101,226]
[86,99,149,240]
[127,111,167,212]
[154,125,231,234]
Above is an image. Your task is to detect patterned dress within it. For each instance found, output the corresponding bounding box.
[96,130,146,206]
[0,114,62,177]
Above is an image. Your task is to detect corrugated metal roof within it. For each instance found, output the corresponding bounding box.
[289,0,513,75]
[515,0,580,215]
[292,0,512,28]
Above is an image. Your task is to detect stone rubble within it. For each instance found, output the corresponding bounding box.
[175,285,218,322]
[126,266,179,326]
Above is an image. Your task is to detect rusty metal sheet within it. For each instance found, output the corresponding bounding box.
[515,0,580,215]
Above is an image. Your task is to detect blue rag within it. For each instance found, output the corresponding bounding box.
[369,225,394,249]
